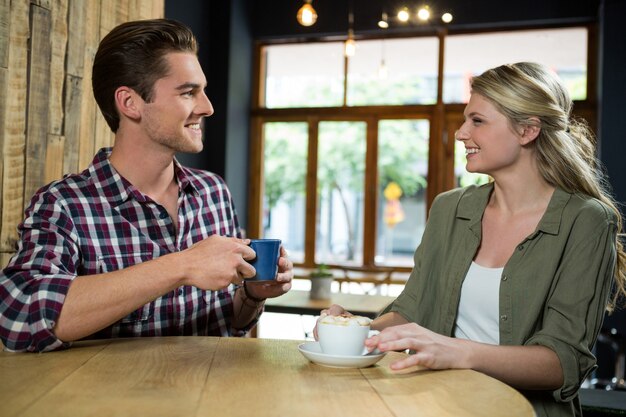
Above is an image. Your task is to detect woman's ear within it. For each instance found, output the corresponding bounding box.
[114,86,142,121]
[519,117,541,145]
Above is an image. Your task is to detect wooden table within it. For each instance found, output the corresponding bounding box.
[264,289,395,318]
[0,337,535,417]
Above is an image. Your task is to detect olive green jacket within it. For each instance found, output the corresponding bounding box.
[388,183,617,417]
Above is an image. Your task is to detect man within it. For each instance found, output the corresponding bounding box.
[0,19,292,352]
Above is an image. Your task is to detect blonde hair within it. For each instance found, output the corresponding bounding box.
[471,62,626,312]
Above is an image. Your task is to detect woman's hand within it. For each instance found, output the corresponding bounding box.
[312,304,351,340]
[365,322,471,371]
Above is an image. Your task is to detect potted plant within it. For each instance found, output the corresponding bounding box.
[309,264,333,300]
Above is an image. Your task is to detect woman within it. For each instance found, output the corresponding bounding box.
[319,62,625,417]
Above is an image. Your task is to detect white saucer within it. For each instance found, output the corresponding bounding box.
[298,341,385,368]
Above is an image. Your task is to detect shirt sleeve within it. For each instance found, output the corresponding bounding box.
[0,190,78,352]
[524,202,617,403]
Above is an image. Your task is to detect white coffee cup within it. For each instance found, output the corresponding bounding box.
[317,314,372,356]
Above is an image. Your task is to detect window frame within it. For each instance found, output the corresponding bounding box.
[247,24,597,271]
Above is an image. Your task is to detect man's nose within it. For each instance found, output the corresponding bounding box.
[197,92,214,117]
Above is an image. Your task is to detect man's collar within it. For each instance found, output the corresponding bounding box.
[87,148,200,206]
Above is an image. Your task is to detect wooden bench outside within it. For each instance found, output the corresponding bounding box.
[292,266,410,295]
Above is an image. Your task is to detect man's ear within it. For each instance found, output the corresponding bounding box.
[519,117,541,146]
[114,86,142,121]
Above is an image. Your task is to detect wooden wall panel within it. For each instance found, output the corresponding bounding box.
[99,0,118,38]
[0,0,8,66]
[30,0,52,8]
[25,4,52,201]
[0,253,12,272]
[0,0,164,264]
[0,67,6,233]
[130,0,154,21]
[116,0,130,24]
[77,0,101,170]
[152,0,165,19]
[0,0,29,254]
[0,0,8,240]
[48,0,68,137]
[45,134,66,184]
[90,0,114,154]
[63,0,87,175]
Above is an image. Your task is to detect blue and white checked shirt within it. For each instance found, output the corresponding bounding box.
[0,148,256,352]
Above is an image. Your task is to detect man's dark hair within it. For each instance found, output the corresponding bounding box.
[92,19,198,132]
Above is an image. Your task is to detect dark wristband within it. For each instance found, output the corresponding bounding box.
[242,281,266,303]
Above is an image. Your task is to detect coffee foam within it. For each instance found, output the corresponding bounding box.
[319,313,371,326]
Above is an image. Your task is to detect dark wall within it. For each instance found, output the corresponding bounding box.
[597,0,626,380]
[251,0,600,39]
[165,0,252,227]
[165,0,228,176]
[599,0,626,212]
[224,1,253,225]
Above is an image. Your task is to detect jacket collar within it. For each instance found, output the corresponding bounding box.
[457,182,571,237]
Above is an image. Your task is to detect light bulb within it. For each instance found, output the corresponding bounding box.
[441,12,453,23]
[397,8,410,22]
[378,12,389,29]
[297,2,317,27]
[345,38,356,57]
[417,6,430,21]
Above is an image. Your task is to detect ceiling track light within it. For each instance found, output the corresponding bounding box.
[297,0,317,27]
[378,12,389,29]
[386,3,453,27]
[397,7,410,22]
[417,6,431,21]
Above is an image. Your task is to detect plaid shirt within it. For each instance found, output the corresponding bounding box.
[0,148,255,352]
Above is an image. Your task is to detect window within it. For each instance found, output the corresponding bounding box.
[347,38,439,106]
[444,27,588,103]
[265,43,344,108]
[316,122,366,265]
[376,119,429,266]
[250,26,594,271]
[261,122,308,263]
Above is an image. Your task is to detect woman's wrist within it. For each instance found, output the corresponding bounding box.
[456,338,478,369]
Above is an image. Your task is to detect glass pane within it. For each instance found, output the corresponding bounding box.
[264,43,345,108]
[376,120,429,267]
[316,122,366,265]
[454,140,490,187]
[444,27,588,103]
[262,122,308,263]
[347,37,439,106]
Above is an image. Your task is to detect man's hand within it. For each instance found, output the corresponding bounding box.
[244,246,293,300]
[178,235,256,290]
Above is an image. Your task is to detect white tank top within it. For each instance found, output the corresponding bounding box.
[453,261,503,344]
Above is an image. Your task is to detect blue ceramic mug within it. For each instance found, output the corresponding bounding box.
[248,239,281,281]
